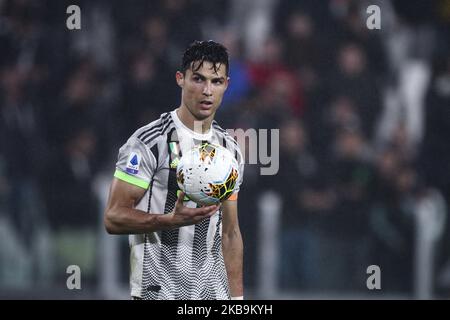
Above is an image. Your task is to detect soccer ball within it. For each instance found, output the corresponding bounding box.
[176,143,239,206]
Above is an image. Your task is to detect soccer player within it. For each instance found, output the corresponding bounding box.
[104,40,245,300]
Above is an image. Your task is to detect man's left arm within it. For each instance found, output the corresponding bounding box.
[221,198,244,299]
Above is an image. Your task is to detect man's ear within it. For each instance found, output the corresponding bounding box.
[224,76,230,90]
[176,71,184,88]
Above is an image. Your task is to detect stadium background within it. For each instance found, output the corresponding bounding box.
[0,0,449,299]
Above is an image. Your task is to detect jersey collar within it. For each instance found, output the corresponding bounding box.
[171,109,213,140]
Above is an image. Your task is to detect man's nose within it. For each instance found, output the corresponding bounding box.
[203,82,212,96]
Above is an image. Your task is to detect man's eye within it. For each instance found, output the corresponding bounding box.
[213,80,223,85]
[193,77,203,82]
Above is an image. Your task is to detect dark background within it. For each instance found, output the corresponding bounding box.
[1,0,450,299]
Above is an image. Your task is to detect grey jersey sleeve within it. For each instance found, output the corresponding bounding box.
[114,137,157,189]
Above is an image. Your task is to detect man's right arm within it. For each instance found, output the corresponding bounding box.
[104,178,218,234]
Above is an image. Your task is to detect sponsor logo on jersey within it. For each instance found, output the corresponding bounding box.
[126,152,140,174]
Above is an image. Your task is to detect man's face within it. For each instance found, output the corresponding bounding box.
[176,61,229,121]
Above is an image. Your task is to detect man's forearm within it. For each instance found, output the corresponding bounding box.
[104,206,176,234]
[222,229,244,297]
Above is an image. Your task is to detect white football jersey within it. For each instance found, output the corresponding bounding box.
[114,109,244,299]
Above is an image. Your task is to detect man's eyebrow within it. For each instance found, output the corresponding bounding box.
[192,72,206,79]
[192,72,225,81]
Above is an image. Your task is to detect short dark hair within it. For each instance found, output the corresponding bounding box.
[181,40,229,76]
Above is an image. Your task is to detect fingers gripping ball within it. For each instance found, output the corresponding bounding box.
[176,143,239,206]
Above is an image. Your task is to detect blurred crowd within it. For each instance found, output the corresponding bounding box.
[1,0,450,298]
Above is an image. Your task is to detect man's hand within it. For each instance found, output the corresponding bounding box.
[169,191,219,227]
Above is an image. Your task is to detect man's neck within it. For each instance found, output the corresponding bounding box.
[176,106,213,134]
